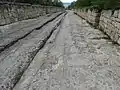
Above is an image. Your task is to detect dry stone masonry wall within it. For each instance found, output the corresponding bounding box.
[75,9,120,45]
[99,10,120,44]
[75,9,99,27]
[0,2,63,26]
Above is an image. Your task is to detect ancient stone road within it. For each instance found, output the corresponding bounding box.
[13,11,120,90]
[0,12,65,90]
[0,11,120,90]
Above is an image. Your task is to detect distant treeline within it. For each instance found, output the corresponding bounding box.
[0,0,64,7]
[68,0,120,10]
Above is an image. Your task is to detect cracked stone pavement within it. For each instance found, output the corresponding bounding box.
[5,11,120,90]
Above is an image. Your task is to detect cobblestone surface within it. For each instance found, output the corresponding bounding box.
[14,11,120,90]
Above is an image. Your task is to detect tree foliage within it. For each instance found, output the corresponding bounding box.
[0,0,64,7]
[71,0,120,10]
[68,1,76,9]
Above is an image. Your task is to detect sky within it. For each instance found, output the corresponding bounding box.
[61,0,77,3]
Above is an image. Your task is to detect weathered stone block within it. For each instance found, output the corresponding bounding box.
[102,10,112,18]
[117,38,120,44]
[118,10,120,19]
[113,10,119,18]
[114,32,119,42]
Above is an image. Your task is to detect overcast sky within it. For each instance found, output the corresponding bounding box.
[61,0,77,3]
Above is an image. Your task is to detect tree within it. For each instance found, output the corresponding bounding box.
[52,0,64,7]
[1,0,64,7]
[68,1,76,9]
[74,0,120,10]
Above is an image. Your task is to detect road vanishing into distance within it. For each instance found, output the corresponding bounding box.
[0,11,120,90]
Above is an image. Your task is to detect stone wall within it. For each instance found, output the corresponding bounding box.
[0,2,63,26]
[75,9,99,27]
[75,9,120,44]
[99,10,120,44]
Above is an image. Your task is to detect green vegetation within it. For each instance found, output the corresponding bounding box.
[69,0,120,10]
[2,0,64,7]
[68,1,76,9]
